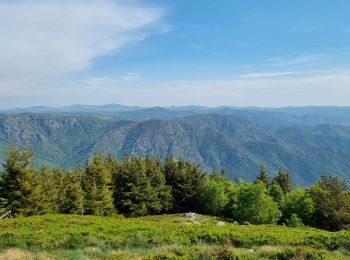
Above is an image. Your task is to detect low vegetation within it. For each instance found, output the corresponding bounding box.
[0,214,350,259]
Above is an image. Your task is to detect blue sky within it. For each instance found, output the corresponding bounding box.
[1,0,350,108]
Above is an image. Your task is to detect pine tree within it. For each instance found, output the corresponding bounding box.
[145,156,172,214]
[269,183,285,208]
[113,156,162,216]
[52,166,65,213]
[163,157,205,212]
[59,169,84,215]
[36,165,58,214]
[272,170,292,194]
[254,165,270,187]
[0,147,40,216]
[82,154,115,216]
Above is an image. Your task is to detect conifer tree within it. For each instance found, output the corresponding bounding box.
[254,165,270,187]
[0,147,40,216]
[113,156,162,216]
[82,154,115,216]
[36,165,58,214]
[269,183,285,208]
[145,156,172,213]
[52,166,65,213]
[163,157,205,212]
[272,170,292,194]
[59,169,84,215]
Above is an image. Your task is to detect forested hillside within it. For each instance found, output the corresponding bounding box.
[1,113,350,185]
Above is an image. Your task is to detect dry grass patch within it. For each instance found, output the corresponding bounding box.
[0,249,51,260]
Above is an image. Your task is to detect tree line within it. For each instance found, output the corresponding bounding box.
[0,147,349,231]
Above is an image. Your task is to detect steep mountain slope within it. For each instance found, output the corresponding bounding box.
[0,114,129,167]
[0,113,350,186]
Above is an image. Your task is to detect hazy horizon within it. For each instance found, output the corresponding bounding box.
[3,103,350,111]
[1,0,350,108]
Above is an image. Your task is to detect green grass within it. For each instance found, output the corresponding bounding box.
[0,214,349,259]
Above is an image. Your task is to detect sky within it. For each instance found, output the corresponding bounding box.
[1,0,350,108]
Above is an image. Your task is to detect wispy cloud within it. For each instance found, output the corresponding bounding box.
[119,72,141,82]
[236,72,296,79]
[270,54,326,66]
[0,0,167,79]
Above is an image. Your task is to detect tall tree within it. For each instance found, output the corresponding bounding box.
[82,154,115,216]
[113,156,156,216]
[269,183,285,208]
[36,165,58,214]
[233,182,282,224]
[59,169,84,215]
[0,147,40,216]
[145,156,172,214]
[52,166,65,213]
[254,165,270,187]
[282,188,315,226]
[163,156,205,212]
[309,176,350,230]
[199,173,233,217]
[272,170,292,194]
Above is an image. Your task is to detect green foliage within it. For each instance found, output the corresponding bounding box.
[198,172,233,216]
[254,165,270,187]
[2,113,350,187]
[0,214,349,259]
[232,182,282,224]
[0,147,40,216]
[163,155,205,212]
[59,169,84,215]
[144,156,173,213]
[36,165,59,214]
[82,153,115,216]
[286,213,305,228]
[0,147,349,231]
[309,176,350,230]
[269,183,285,208]
[113,156,172,216]
[282,188,315,226]
[272,170,292,194]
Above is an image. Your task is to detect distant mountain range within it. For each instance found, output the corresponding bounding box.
[2,104,350,125]
[1,105,350,186]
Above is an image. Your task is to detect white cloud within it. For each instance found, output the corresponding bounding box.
[0,0,166,79]
[119,70,349,107]
[270,54,326,66]
[236,72,295,79]
[119,72,141,81]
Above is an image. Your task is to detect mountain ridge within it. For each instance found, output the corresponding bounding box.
[1,112,350,186]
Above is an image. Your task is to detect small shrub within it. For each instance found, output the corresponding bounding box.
[286,214,304,228]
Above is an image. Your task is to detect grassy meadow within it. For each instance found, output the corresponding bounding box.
[0,214,349,259]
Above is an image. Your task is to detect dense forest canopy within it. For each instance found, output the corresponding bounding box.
[0,147,349,231]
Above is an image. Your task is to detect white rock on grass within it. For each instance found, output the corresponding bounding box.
[217,221,225,226]
[183,212,199,219]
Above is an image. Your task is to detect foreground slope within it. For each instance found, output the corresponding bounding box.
[0,214,349,259]
[1,113,350,185]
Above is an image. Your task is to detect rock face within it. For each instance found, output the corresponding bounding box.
[1,113,350,185]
